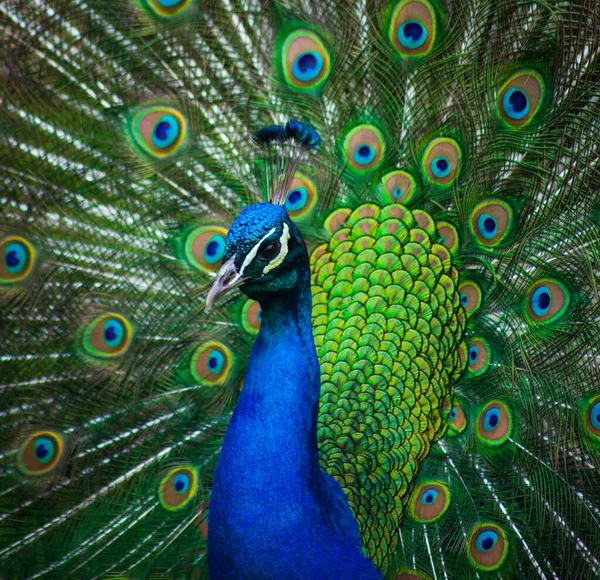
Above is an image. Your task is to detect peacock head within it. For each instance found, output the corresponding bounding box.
[205,203,308,311]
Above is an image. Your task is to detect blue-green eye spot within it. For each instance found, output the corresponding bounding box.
[398,20,427,49]
[483,407,500,432]
[531,285,551,317]
[421,488,439,505]
[460,292,468,307]
[503,88,529,120]
[392,187,403,200]
[104,318,125,349]
[431,156,451,178]
[449,407,457,420]
[158,0,182,5]
[286,187,308,212]
[34,437,55,464]
[153,115,179,149]
[476,530,499,552]
[591,401,600,431]
[292,52,323,82]
[204,234,225,265]
[173,472,190,494]
[4,242,27,274]
[207,349,225,375]
[477,214,497,240]
[354,144,376,166]
[468,345,478,364]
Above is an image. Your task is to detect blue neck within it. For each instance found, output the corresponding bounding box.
[208,262,381,578]
[219,265,321,490]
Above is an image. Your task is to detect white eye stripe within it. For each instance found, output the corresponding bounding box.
[263,223,290,275]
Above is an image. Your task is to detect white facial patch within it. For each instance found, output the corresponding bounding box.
[238,227,276,279]
[263,223,290,275]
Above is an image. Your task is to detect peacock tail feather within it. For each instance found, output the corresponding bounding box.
[1,0,600,578]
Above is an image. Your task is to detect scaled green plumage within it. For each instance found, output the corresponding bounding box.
[1,0,600,578]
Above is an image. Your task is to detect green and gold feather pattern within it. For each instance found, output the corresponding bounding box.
[1,0,600,578]
[312,202,465,567]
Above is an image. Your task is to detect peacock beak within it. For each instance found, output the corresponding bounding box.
[205,256,248,312]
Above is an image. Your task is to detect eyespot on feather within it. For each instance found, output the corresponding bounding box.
[422,138,461,186]
[84,313,133,358]
[476,401,512,446]
[191,341,231,385]
[285,174,317,219]
[159,466,198,511]
[389,0,436,57]
[144,0,192,18]
[447,402,467,435]
[324,208,351,234]
[526,279,569,324]
[468,523,509,570]
[343,125,385,172]
[131,107,186,159]
[381,170,416,204]
[470,200,513,246]
[0,236,35,283]
[466,338,490,376]
[242,300,261,335]
[458,280,482,316]
[409,481,450,522]
[436,222,459,254]
[583,396,600,438]
[185,226,228,273]
[282,30,331,91]
[17,431,64,476]
[498,71,544,127]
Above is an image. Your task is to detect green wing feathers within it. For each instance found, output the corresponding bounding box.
[2,0,600,578]
[312,203,465,570]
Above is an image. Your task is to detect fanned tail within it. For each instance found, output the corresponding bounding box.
[1,0,600,578]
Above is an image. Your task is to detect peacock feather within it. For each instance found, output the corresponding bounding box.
[1,0,600,578]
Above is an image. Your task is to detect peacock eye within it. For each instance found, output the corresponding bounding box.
[470,200,513,247]
[282,30,331,91]
[285,174,317,220]
[469,524,508,570]
[458,280,483,316]
[409,481,450,522]
[483,407,501,431]
[1,236,35,283]
[477,401,512,445]
[257,240,281,261]
[17,431,64,475]
[343,125,385,172]
[159,467,198,511]
[585,397,600,437]
[191,341,232,385]
[526,280,569,323]
[381,170,416,205]
[422,137,461,186]
[84,313,132,358]
[446,402,467,435]
[242,299,261,335]
[131,107,186,159]
[389,0,436,57]
[185,226,228,274]
[145,0,191,18]
[497,71,545,127]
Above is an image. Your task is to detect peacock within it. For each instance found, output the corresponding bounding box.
[2,0,600,577]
